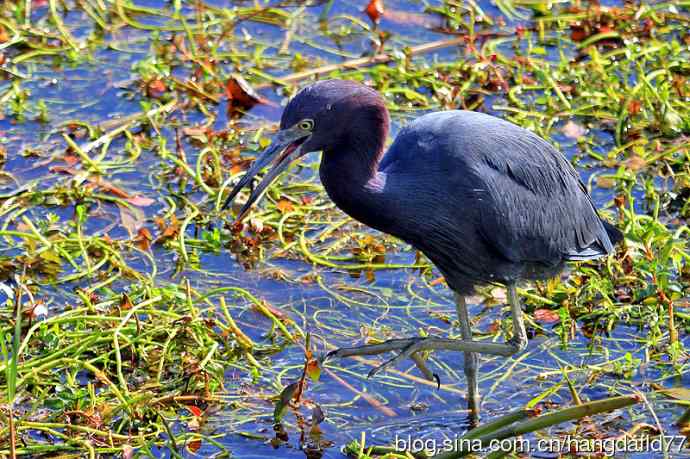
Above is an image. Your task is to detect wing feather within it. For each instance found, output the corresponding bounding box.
[381,111,617,266]
[467,117,615,263]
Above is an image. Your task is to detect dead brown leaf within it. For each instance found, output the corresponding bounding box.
[121,445,134,459]
[276,199,294,213]
[155,215,181,242]
[118,204,145,238]
[135,227,153,250]
[561,120,586,139]
[120,293,134,310]
[181,126,209,137]
[596,176,616,188]
[624,155,647,171]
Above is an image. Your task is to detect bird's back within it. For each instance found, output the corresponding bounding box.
[377,110,621,293]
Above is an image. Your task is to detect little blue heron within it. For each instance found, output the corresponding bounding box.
[223,79,622,416]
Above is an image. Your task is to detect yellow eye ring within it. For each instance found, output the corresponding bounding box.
[298,119,314,131]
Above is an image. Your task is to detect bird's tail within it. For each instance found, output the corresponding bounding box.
[601,219,623,248]
[565,219,623,261]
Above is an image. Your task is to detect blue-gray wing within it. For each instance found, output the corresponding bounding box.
[381,111,618,265]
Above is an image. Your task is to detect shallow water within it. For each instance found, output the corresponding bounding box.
[2,0,689,458]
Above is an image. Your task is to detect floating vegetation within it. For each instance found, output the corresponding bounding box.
[1,282,247,456]
[0,0,688,457]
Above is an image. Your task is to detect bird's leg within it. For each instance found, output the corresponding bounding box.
[325,285,528,377]
[506,283,528,351]
[455,293,480,421]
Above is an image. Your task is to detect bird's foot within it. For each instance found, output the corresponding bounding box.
[324,337,422,361]
[323,337,440,386]
[365,338,431,379]
[506,334,528,354]
[324,335,526,379]
[410,352,441,388]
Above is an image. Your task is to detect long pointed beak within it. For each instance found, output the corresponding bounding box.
[222,129,309,220]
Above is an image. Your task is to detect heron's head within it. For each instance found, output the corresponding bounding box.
[222,79,388,219]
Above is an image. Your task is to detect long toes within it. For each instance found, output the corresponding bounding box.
[322,346,366,361]
[322,338,423,362]
[506,335,528,353]
[410,352,436,383]
[366,353,401,378]
[366,361,386,379]
[321,350,339,362]
[368,341,427,378]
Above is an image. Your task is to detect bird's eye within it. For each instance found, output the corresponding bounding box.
[298,119,314,131]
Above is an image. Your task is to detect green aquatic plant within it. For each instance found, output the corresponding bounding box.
[0,0,687,456]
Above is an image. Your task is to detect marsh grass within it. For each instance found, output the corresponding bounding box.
[0,281,300,457]
[0,0,688,457]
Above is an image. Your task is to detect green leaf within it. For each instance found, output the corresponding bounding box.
[274,382,299,422]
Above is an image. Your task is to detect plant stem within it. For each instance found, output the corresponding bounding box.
[432,395,641,459]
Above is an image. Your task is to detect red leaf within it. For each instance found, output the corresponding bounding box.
[49,165,78,175]
[52,169,155,207]
[381,9,438,28]
[137,227,153,241]
[627,100,642,115]
[487,320,500,334]
[187,439,202,452]
[120,293,134,310]
[155,215,180,241]
[570,26,589,42]
[63,154,79,166]
[365,0,384,24]
[533,309,560,323]
[224,76,263,109]
[147,79,166,98]
[126,195,156,207]
[306,358,321,382]
[186,405,202,417]
[254,300,290,322]
[101,183,131,199]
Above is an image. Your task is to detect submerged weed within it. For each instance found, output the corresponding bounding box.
[0,0,687,457]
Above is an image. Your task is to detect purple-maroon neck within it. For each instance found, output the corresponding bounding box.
[318,101,392,232]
